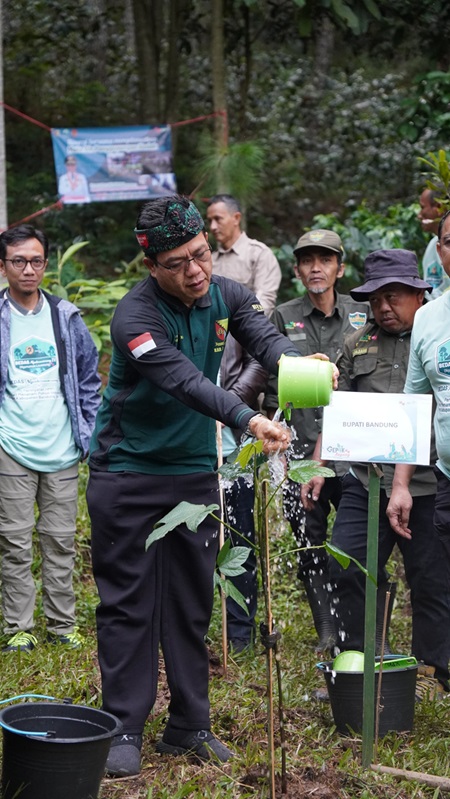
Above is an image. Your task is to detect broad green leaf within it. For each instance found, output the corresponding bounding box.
[145,501,219,549]
[326,542,376,585]
[236,439,264,469]
[218,459,252,481]
[58,241,89,270]
[90,330,102,351]
[49,284,68,300]
[288,460,335,484]
[214,572,249,614]
[217,544,251,576]
[361,0,381,20]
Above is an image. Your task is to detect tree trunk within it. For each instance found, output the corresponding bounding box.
[211,0,227,153]
[0,0,8,230]
[132,0,162,122]
[313,13,335,86]
[238,3,252,137]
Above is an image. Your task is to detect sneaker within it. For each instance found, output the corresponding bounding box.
[415,664,447,702]
[105,733,142,777]
[2,631,37,652]
[47,629,84,649]
[156,727,234,762]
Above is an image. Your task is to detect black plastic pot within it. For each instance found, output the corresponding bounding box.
[0,702,122,799]
[317,661,417,736]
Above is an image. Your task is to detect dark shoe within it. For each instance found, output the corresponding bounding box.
[3,631,37,652]
[105,733,142,777]
[156,728,233,762]
[47,629,84,649]
[229,637,252,654]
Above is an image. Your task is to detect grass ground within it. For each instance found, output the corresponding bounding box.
[0,466,449,798]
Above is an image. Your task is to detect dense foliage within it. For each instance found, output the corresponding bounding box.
[2,0,450,278]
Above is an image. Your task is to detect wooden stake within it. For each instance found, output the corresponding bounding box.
[370,764,450,792]
[216,422,228,676]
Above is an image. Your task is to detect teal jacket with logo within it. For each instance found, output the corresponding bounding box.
[89,275,299,475]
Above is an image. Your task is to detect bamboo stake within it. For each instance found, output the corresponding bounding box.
[261,480,276,799]
[370,764,450,792]
[374,584,391,758]
[216,421,228,675]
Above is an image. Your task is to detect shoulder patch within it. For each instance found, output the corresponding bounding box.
[127,332,156,358]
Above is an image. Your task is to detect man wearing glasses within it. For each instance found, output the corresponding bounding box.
[0,224,101,654]
[87,194,306,777]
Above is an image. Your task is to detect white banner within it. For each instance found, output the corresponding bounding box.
[321,392,432,466]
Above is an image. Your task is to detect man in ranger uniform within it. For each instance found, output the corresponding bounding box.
[87,194,318,777]
[302,249,450,701]
[265,229,369,654]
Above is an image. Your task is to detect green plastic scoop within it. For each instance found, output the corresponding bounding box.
[375,656,417,670]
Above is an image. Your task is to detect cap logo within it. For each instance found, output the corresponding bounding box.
[309,231,327,243]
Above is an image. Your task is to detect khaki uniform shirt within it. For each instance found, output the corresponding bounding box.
[338,320,436,496]
[265,292,369,458]
[212,231,281,316]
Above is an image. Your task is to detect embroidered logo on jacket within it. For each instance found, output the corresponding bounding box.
[127,332,156,358]
[348,312,367,329]
[215,319,228,342]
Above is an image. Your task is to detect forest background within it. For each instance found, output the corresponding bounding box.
[3,0,450,305]
[1,4,450,797]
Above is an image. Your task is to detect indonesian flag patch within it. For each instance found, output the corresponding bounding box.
[127,332,156,358]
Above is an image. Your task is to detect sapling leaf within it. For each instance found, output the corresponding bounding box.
[214,572,250,614]
[288,460,335,483]
[218,459,252,481]
[145,501,220,549]
[326,542,376,585]
[236,439,264,468]
[217,543,251,576]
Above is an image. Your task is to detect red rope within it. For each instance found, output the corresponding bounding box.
[4,200,63,231]
[171,110,226,128]
[0,103,229,221]
[1,103,52,132]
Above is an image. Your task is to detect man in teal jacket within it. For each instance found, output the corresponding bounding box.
[87,195,303,777]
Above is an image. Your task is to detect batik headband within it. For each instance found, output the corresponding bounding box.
[134,198,205,254]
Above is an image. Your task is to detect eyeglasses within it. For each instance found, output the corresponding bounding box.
[154,244,212,274]
[3,257,47,272]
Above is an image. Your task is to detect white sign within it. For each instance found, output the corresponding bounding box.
[321,392,432,466]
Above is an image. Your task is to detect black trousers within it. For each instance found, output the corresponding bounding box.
[87,470,219,734]
[329,473,450,686]
[434,467,450,583]
[223,477,257,643]
[283,476,342,579]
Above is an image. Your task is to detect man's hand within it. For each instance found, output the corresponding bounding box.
[248,414,291,454]
[300,475,325,510]
[306,352,339,389]
[386,487,413,540]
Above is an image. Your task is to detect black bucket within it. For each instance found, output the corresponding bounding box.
[0,702,122,799]
[317,661,417,737]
